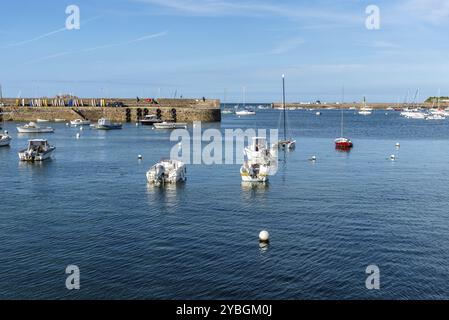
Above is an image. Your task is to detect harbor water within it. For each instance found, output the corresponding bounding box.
[1,109,449,299]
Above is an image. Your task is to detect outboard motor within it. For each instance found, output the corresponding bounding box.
[155,164,165,183]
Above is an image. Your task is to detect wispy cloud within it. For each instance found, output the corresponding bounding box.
[402,0,449,24]
[269,37,305,54]
[22,31,168,65]
[132,0,361,24]
[4,15,104,48]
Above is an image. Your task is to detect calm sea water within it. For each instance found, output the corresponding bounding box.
[1,108,449,300]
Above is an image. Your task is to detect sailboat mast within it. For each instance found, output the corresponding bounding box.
[282,74,286,141]
[341,86,345,137]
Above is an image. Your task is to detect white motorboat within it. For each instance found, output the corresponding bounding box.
[0,131,12,147]
[94,118,122,130]
[18,139,55,161]
[146,159,187,186]
[241,137,278,183]
[139,115,162,125]
[36,119,50,123]
[70,119,91,126]
[153,121,187,129]
[17,122,54,133]
[54,118,66,122]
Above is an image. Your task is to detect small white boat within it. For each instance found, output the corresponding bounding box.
[54,119,66,122]
[139,115,162,125]
[277,139,296,150]
[236,109,256,116]
[94,118,122,130]
[146,159,187,186]
[241,137,277,183]
[36,119,50,123]
[358,97,372,115]
[153,121,187,129]
[425,114,446,120]
[221,109,235,115]
[18,139,55,161]
[0,132,12,147]
[316,111,322,116]
[17,122,54,133]
[70,119,91,126]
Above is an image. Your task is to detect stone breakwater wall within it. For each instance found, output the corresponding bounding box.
[271,102,446,109]
[0,98,221,122]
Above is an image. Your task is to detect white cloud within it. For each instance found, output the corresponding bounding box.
[270,37,305,54]
[402,0,449,24]
[132,0,361,24]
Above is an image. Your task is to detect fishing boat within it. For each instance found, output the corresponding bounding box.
[241,137,277,183]
[94,118,122,130]
[276,75,296,150]
[139,114,162,125]
[0,131,11,147]
[70,119,91,126]
[153,121,187,129]
[358,97,372,115]
[146,159,187,186]
[17,122,54,133]
[18,139,55,161]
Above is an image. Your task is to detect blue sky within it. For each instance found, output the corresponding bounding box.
[1,0,449,102]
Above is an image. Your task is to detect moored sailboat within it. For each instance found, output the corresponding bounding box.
[276,74,296,150]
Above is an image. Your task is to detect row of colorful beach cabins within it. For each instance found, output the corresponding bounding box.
[15,98,109,107]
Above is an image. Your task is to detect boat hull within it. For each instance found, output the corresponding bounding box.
[153,123,187,129]
[0,136,11,147]
[18,148,55,161]
[17,127,54,133]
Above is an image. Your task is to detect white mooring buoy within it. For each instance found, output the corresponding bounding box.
[79,126,83,131]
[395,142,400,148]
[4,130,8,135]
[138,155,143,160]
[390,154,396,161]
[76,133,80,139]
[66,123,69,126]
[136,123,139,127]
[259,230,270,243]
[310,155,317,162]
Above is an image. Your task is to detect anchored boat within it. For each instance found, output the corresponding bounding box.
[153,121,187,129]
[18,139,55,161]
[276,74,296,150]
[94,118,122,130]
[17,122,54,133]
[335,88,353,150]
[146,159,187,186]
[0,131,12,147]
[139,114,162,126]
[241,137,277,183]
[71,119,91,126]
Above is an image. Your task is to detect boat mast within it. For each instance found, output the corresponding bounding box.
[341,86,345,137]
[282,74,286,141]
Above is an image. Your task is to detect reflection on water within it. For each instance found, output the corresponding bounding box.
[146,182,185,210]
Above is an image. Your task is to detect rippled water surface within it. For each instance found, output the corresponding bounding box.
[1,109,449,299]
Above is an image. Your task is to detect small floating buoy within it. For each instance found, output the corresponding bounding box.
[259,230,270,243]
[79,126,83,131]
[76,133,80,139]
[138,155,143,160]
[4,130,8,135]
[310,155,317,162]
[66,123,69,126]
[395,142,400,148]
[390,154,396,161]
[136,123,139,127]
